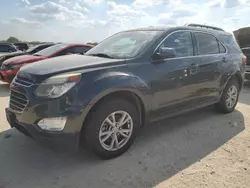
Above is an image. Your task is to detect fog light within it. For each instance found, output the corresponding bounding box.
[37,117,67,131]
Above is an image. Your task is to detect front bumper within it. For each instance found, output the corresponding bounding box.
[6,108,81,152]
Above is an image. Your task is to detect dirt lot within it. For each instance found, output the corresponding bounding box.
[0,81,250,188]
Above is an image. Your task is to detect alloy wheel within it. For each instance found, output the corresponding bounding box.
[99,110,133,151]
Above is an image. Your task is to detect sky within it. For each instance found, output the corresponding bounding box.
[0,0,250,43]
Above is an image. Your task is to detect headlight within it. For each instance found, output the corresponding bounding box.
[35,73,81,98]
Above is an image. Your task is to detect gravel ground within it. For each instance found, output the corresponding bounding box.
[0,81,250,188]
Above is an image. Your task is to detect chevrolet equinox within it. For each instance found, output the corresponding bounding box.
[6,24,246,159]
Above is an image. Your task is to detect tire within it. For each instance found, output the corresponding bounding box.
[215,78,239,113]
[83,98,139,159]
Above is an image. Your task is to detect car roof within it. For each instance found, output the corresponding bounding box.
[123,25,231,35]
[60,43,94,48]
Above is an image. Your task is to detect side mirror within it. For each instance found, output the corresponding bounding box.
[157,47,176,59]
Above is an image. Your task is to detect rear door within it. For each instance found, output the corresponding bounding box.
[192,32,228,103]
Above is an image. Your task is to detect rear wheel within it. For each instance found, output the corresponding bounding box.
[83,98,139,159]
[215,78,239,113]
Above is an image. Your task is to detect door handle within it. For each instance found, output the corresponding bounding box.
[190,63,198,75]
[222,57,228,63]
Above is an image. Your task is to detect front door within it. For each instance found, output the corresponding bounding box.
[150,31,200,119]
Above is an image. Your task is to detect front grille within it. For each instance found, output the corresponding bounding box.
[9,89,28,112]
[14,76,33,87]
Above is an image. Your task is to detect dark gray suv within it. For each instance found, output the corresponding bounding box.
[6,24,246,159]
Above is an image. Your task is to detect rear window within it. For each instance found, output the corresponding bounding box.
[219,34,241,52]
[195,32,220,55]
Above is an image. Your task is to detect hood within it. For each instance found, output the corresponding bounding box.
[3,55,46,65]
[20,54,126,75]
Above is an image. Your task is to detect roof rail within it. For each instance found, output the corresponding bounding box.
[184,23,224,31]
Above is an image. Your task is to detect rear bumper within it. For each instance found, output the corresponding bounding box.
[6,108,80,152]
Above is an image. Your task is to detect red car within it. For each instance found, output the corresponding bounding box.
[0,43,93,83]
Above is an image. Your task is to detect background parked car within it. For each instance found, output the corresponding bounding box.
[0,43,19,56]
[0,43,55,66]
[14,43,29,51]
[0,43,94,83]
[242,47,250,80]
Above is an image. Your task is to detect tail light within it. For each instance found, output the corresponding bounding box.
[242,55,247,65]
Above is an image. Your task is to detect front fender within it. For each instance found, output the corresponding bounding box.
[74,71,152,123]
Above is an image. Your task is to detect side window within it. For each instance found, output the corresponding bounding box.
[218,40,226,53]
[220,34,241,52]
[7,46,13,52]
[0,45,4,52]
[71,46,87,54]
[195,33,219,55]
[0,45,13,52]
[158,31,194,58]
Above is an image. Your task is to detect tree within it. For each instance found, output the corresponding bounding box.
[6,36,20,43]
[87,42,98,46]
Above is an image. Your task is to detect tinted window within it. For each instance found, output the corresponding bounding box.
[56,48,69,56]
[218,41,226,53]
[158,31,194,58]
[70,46,88,54]
[55,46,87,56]
[195,33,219,55]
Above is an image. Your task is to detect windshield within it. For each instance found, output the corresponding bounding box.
[85,30,163,59]
[34,44,68,57]
[26,45,40,53]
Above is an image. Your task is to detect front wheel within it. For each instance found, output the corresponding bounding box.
[215,78,239,113]
[83,99,139,159]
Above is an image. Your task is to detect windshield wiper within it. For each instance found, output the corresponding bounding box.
[87,53,114,59]
[33,54,41,56]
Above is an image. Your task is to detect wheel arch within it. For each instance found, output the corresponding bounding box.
[228,71,243,90]
[80,89,147,137]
